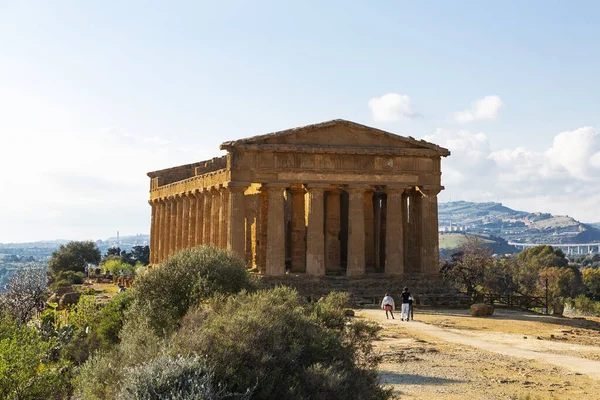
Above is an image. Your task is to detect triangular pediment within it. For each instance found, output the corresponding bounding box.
[221,119,449,156]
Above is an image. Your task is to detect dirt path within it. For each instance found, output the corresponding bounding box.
[361,309,600,380]
[358,308,600,399]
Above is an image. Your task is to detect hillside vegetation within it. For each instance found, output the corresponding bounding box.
[439,201,600,244]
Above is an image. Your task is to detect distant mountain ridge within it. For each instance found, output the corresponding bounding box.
[0,234,148,247]
[439,201,600,244]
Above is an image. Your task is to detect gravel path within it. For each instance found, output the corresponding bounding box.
[362,309,600,380]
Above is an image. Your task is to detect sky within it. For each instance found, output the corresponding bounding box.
[1,1,600,243]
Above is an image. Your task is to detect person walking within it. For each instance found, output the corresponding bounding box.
[381,293,395,319]
[400,287,412,321]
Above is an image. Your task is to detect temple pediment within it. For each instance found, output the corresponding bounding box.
[220,119,450,157]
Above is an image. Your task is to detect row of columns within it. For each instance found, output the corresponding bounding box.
[263,183,440,277]
[150,181,440,277]
[149,183,247,264]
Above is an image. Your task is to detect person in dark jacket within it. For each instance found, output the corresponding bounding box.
[400,287,412,321]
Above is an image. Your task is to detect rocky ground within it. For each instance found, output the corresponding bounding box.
[359,307,600,400]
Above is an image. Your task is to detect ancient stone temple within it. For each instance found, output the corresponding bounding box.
[147,119,450,279]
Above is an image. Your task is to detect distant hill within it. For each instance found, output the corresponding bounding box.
[591,223,600,231]
[439,201,600,244]
[439,232,518,259]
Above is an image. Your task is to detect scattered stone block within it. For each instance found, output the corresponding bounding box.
[470,303,494,316]
[59,292,82,309]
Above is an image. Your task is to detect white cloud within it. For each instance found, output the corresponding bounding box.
[368,93,417,122]
[452,95,503,123]
[422,126,600,222]
[545,127,600,180]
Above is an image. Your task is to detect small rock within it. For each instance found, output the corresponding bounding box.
[550,334,555,339]
[523,336,528,339]
[344,309,355,317]
[536,336,543,340]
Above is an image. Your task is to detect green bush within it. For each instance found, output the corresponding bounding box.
[97,290,134,348]
[131,246,255,336]
[116,355,251,400]
[569,294,600,315]
[74,317,164,400]
[171,287,390,400]
[0,318,71,399]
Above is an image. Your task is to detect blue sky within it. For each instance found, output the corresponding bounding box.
[1,1,599,242]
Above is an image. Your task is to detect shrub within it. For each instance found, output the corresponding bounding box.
[131,246,255,336]
[0,318,71,399]
[569,294,600,316]
[97,290,134,348]
[74,317,164,400]
[116,355,251,400]
[172,287,390,400]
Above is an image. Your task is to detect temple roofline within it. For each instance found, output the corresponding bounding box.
[220,119,450,156]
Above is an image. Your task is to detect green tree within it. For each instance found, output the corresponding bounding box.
[582,268,600,299]
[101,259,136,276]
[49,241,101,275]
[517,245,568,270]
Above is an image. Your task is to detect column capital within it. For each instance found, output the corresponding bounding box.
[345,184,371,193]
[289,183,305,194]
[262,182,290,189]
[416,185,443,196]
[224,181,250,192]
[303,183,331,192]
[385,185,410,194]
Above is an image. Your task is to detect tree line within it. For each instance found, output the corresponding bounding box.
[442,236,600,313]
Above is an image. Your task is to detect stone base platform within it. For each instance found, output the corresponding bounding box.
[256,273,458,304]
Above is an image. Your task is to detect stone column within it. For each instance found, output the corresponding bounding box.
[364,189,375,271]
[211,187,221,247]
[168,196,177,256]
[258,188,268,273]
[193,191,203,246]
[188,192,197,247]
[290,184,306,273]
[202,189,212,245]
[181,194,190,249]
[373,193,381,271]
[149,200,157,264]
[402,190,409,272]
[385,186,406,276]
[305,184,327,276]
[420,187,442,276]
[347,185,368,277]
[325,188,342,273]
[226,182,248,257]
[407,190,422,272]
[158,199,168,262]
[266,183,288,276]
[219,186,229,249]
[174,195,183,251]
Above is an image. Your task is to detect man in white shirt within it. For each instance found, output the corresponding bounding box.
[381,293,395,319]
